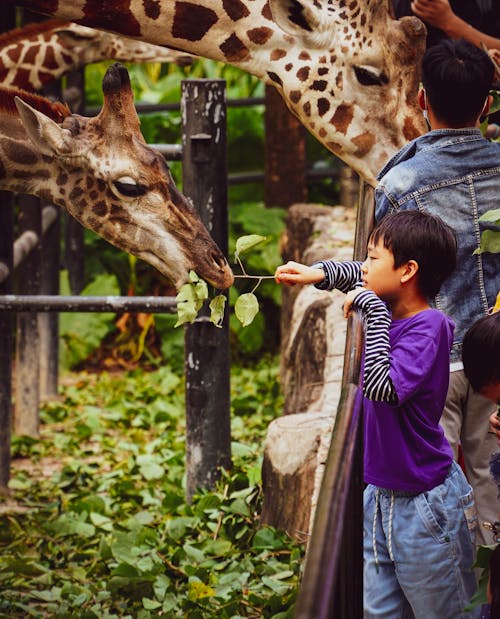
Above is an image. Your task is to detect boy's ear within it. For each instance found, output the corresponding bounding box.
[400,260,419,284]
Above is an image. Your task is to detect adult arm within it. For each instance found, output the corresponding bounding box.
[411,0,500,51]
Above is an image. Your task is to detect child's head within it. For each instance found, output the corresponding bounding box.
[463,311,500,403]
[422,38,494,126]
[367,211,457,299]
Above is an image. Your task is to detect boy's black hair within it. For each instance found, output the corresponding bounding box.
[463,311,500,392]
[422,38,494,126]
[370,210,457,298]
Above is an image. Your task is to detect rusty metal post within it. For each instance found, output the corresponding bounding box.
[181,79,231,501]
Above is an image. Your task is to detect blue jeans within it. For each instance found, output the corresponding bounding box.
[364,461,479,618]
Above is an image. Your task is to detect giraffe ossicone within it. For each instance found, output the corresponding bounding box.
[11,0,428,185]
[0,63,233,290]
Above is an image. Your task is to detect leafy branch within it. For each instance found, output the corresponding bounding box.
[175,235,274,329]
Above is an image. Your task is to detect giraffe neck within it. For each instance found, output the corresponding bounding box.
[0,19,194,92]
[12,0,427,185]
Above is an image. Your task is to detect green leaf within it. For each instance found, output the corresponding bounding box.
[235,235,267,259]
[136,454,165,480]
[479,208,500,223]
[209,294,226,328]
[474,229,500,254]
[143,597,162,610]
[234,293,259,327]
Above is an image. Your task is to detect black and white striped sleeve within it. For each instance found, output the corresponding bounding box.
[352,289,398,404]
[312,260,363,293]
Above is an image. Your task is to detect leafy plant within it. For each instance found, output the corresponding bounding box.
[1,361,302,618]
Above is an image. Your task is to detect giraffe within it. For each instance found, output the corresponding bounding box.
[0,19,194,92]
[10,0,428,186]
[0,62,233,290]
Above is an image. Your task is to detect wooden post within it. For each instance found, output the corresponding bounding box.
[181,80,231,500]
[14,195,42,437]
[264,85,307,208]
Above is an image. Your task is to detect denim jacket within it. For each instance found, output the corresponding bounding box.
[375,128,500,363]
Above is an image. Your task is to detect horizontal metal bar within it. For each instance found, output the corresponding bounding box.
[148,143,183,160]
[227,167,340,186]
[84,97,265,117]
[0,295,178,313]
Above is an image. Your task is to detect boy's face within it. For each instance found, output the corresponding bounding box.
[361,238,407,303]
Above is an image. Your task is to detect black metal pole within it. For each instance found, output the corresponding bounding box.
[181,79,231,501]
[0,7,16,491]
[0,192,14,491]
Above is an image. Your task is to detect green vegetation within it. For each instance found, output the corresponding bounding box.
[0,361,303,618]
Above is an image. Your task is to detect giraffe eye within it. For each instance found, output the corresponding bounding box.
[353,65,389,86]
[113,177,146,198]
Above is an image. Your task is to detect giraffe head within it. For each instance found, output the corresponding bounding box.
[13,63,233,290]
[265,0,428,184]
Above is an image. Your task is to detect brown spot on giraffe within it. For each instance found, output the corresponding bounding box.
[5,142,38,165]
[352,132,375,157]
[330,103,354,135]
[311,80,327,91]
[299,51,311,61]
[81,0,142,36]
[23,44,39,65]
[43,46,59,70]
[247,27,273,45]
[317,98,330,116]
[336,72,343,89]
[173,3,218,41]
[261,2,273,20]
[290,90,301,104]
[270,49,287,61]
[223,0,250,21]
[267,71,282,87]
[318,67,329,76]
[92,200,108,217]
[285,63,293,71]
[296,66,310,82]
[143,0,161,20]
[220,34,250,62]
[303,101,311,117]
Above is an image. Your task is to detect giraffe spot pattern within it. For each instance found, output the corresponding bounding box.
[330,103,354,135]
[82,1,142,36]
[5,141,37,165]
[172,3,218,41]
[352,131,375,157]
[270,49,287,61]
[247,27,273,45]
[220,34,250,62]
[223,0,250,21]
[143,0,161,20]
[317,98,330,116]
[296,67,310,82]
[290,90,301,104]
[267,71,282,87]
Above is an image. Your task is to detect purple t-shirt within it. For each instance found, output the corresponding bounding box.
[363,309,454,492]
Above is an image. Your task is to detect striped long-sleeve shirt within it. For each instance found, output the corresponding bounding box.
[313,260,397,404]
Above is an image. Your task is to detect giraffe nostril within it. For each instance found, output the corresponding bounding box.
[211,250,228,269]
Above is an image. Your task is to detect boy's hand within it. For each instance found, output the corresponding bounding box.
[343,287,366,318]
[274,261,325,286]
[410,0,454,29]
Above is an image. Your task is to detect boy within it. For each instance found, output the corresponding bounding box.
[275,210,479,618]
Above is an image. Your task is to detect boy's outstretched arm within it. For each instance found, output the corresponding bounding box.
[274,261,325,286]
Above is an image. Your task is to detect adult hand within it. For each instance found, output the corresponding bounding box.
[410,0,455,30]
[274,261,325,286]
[343,287,366,318]
[489,411,500,447]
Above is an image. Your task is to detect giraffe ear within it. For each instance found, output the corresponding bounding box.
[15,97,73,157]
[269,0,331,47]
